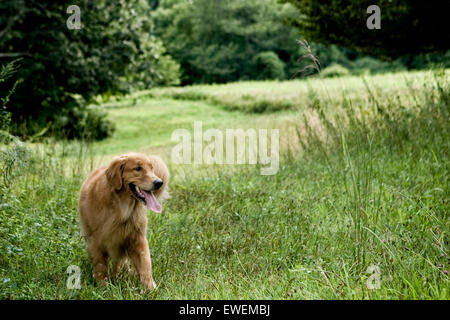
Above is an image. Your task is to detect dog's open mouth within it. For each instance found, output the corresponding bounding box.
[129,183,162,213]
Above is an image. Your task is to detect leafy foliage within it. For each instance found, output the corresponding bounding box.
[320,63,350,78]
[153,0,301,84]
[0,0,179,140]
[283,0,450,59]
[350,57,405,75]
[252,52,286,80]
[0,59,22,133]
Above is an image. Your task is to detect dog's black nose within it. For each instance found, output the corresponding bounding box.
[153,180,163,190]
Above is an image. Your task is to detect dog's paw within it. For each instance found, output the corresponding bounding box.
[142,278,157,292]
[98,276,108,287]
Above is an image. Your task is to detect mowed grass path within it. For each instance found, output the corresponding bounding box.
[96,98,291,156]
[0,70,448,299]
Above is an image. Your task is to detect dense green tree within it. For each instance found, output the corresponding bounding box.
[282,0,450,60]
[153,0,302,84]
[0,0,179,139]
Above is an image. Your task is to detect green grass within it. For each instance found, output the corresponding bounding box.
[95,98,291,158]
[0,69,448,299]
[145,70,435,113]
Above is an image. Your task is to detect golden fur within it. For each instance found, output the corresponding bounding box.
[78,152,169,290]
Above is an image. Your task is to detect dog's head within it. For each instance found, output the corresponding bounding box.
[105,153,169,213]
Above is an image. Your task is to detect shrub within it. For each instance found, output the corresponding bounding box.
[0,60,21,133]
[0,139,31,188]
[350,57,405,75]
[52,104,115,141]
[253,52,286,80]
[320,64,350,78]
[154,55,182,86]
[409,49,450,69]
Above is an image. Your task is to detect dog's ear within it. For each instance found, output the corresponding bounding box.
[106,156,127,190]
[148,155,170,198]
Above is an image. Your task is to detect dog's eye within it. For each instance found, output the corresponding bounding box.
[134,166,142,172]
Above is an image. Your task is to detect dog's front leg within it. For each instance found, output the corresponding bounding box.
[129,237,156,291]
[88,244,108,286]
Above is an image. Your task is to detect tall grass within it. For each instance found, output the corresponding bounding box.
[0,70,448,299]
[292,68,449,296]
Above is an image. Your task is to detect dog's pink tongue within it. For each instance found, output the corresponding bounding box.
[142,191,162,213]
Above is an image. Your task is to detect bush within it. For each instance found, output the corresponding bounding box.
[154,55,182,86]
[0,139,31,188]
[350,57,405,75]
[0,60,21,133]
[320,64,350,78]
[409,49,450,69]
[53,104,115,141]
[252,52,286,80]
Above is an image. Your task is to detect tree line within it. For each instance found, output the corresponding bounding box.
[0,0,448,141]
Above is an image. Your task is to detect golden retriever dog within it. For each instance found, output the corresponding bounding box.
[78,152,169,291]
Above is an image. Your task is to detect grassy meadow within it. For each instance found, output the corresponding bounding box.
[0,69,448,299]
